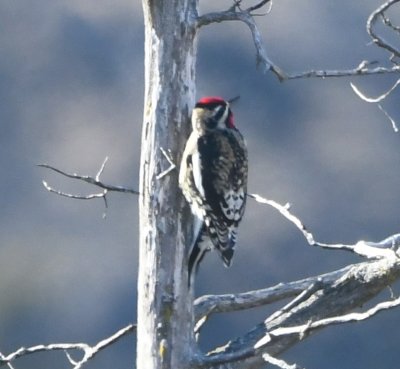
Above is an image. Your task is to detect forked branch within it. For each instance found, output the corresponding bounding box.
[198,0,400,134]
[197,1,400,82]
[0,324,136,369]
[39,157,138,197]
[194,266,351,320]
[196,0,286,81]
[350,78,400,132]
[193,192,400,368]
[38,157,138,214]
[367,0,400,58]
[194,257,400,369]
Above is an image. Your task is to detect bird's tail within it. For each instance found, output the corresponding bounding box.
[187,221,237,286]
[207,221,237,268]
[188,223,210,287]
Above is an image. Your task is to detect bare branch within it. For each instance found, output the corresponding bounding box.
[190,194,400,368]
[248,193,400,259]
[0,352,15,369]
[247,193,313,244]
[367,0,400,58]
[378,103,399,132]
[197,257,400,369]
[256,295,400,348]
[350,78,400,132]
[264,281,325,325]
[156,147,176,180]
[38,159,139,196]
[95,156,109,181]
[42,180,108,202]
[246,0,272,13]
[194,266,351,320]
[287,0,400,81]
[262,353,302,369]
[39,158,139,215]
[350,78,400,103]
[286,63,400,80]
[0,324,136,369]
[79,324,136,368]
[196,4,286,81]
[381,11,400,33]
[196,2,400,82]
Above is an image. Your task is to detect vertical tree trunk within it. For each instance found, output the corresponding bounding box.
[137,1,198,368]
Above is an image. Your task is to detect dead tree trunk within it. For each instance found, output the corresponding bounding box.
[136,2,400,369]
[137,1,198,368]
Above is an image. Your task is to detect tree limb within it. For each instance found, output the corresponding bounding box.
[256,295,400,348]
[194,257,400,369]
[191,192,400,368]
[194,266,351,321]
[0,324,136,369]
[197,1,400,82]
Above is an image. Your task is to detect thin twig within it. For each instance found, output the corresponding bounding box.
[378,103,399,132]
[95,156,109,182]
[262,353,303,369]
[350,78,400,132]
[350,78,400,103]
[367,0,400,58]
[246,0,272,13]
[381,11,400,33]
[286,64,400,80]
[42,181,108,201]
[156,147,176,180]
[38,160,139,195]
[39,158,139,215]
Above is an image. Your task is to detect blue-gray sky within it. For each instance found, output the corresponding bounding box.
[1,1,400,368]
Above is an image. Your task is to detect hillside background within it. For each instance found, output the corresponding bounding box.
[1,1,399,368]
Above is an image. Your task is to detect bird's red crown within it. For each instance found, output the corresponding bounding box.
[197,96,226,105]
[196,96,235,128]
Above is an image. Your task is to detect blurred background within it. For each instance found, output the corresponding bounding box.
[1,0,400,368]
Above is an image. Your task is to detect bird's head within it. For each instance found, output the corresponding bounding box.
[192,96,235,132]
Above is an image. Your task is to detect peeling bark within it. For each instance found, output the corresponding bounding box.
[137,1,199,369]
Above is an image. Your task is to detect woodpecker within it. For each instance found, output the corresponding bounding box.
[179,96,248,284]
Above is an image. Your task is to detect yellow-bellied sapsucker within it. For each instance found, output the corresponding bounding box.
[179,96,248,284]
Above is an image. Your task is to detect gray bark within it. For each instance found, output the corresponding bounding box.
[137,1,198,369]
